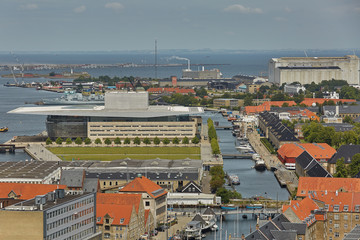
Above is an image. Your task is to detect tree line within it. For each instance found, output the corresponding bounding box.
[46,136,200,146]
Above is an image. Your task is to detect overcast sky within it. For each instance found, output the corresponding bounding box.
[1,0,359,51]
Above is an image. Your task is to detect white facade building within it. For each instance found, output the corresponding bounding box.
[269,55,360,85]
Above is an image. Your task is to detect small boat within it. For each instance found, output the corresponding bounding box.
[228,175,240,185]
[254,159,266,171]
[236,144,253,153]
[211,224,218,231]
[221,205,237,210]
[246,204,263,209]
[0,127,8,132]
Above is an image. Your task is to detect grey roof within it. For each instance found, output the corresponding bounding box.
[296,151,332,178]
[282,222,307,235]
[9,105,204,118]
[83,178,99,192]
[278,66,341,70]
[60,169,84,188]
[202,207,215,216]
[181,181,202,193]
[270,230,297,240]
[343,225,360,240]
[245,214,293,240]
[324,104,360,115]
[85,170,199,182]
[328,145,360,164]
[192,214,206,225]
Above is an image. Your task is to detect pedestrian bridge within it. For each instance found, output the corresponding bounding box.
[216,208,280,215]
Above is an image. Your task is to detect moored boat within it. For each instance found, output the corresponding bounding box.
[0,127,8,132]
[220,205,237,210]
[254,159,266,171]
[228,175,240,185]
[246,204,263,209]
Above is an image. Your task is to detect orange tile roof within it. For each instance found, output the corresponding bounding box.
[245,104,270,114]
[0,183,67,200]
[119,176,167,198]
[283,197,319,222]
[312,191,360,212]
[277,143,335,160]
[97,193,142,214]
[96,203,133,226]
[301,98,356,106]
[297,177,360,197]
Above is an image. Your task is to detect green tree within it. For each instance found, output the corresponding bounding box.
[153,137,161,145]
[46,137,52,145]
[95,138,102,145]
[143,138,151,145]
[124,138,131,144]
[84,138,92,145]
[210,177,225,193]
[133,137,141,145]
[244,95,253,106]
[55,137,63,145]
[211,138,220,155]
[65,138,72,144]
[344,115,354,124]
[104,138,112,145]
[75,137,83,145]
[172,137,180,145]
[334,158,348,178]
[210,166,225,178]
[114,137,121,145]
[348,154,360,177]
[191,136,200,144]
[282,102,289,107]
[162,138,170,145]
[182,137,189,144]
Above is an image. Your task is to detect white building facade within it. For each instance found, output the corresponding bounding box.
[269,55,360,85]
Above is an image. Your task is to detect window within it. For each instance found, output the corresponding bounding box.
[356,215,359,220]
[345,224,348,229]
[329,228,333,233]
[105,226,110,231]
[344,215,348,220]
[106,219,110,224]
[334,215,339,220]
[104,233,110,239]
[325,204,329,210]
[355,205,360,212]
[333,205,340,212]
[335,232,339,237]
[145,201,150,207]
[120,218,124,224]
[344,205,349,212]
[334,224,339,228]
[330,219,333,224]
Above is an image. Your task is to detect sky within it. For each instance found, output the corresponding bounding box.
[1,0,359,51]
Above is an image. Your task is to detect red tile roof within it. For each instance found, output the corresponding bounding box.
[301,98,356,106]
[144,209,150,225]
[283,197,319,222]
[97,193,142,214]
[297,177,360,198]
[119,176,167,198]
[96,204,133,226]
[313,191,360,212]
[277,143,336,160]
[263,101,297,107]
[0,183,66,200]
[244,101,296,114]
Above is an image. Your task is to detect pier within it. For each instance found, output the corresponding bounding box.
[0,144,25,153]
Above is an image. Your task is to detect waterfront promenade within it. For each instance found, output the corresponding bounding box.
[247,130,298,194]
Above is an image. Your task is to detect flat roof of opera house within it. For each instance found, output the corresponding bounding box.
[9,105,204,118]
[9,91,204,118]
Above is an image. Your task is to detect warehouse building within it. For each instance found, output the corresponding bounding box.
[268,55,360,85]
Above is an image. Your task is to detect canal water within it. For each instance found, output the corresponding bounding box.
[202,112,289,239]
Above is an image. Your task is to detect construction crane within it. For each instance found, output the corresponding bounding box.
[9,66,18,85]
[10,51,24,79]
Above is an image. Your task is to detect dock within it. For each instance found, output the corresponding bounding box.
[0,144,25,153]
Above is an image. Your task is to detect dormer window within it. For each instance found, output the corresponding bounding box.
[96,217,101,222]
[120,218,124,224]
[333,205,340,212]
[355,205,360,212]
[325,205,329,210]
[344,205,349,212]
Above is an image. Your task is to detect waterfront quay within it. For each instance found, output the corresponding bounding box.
[247,129,298,194]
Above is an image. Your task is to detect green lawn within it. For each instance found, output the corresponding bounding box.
[48,147,201,161]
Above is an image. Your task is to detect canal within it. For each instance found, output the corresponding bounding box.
[202,112,289,239]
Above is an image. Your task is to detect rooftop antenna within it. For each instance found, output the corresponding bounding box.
[154,39,157,80]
